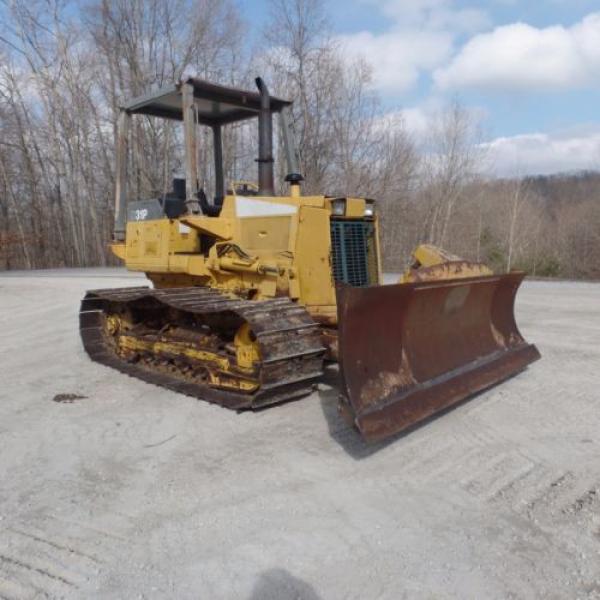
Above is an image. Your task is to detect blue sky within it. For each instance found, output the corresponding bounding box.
[241,0,600,175]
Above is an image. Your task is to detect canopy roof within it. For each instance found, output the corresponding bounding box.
[122,77,291,126]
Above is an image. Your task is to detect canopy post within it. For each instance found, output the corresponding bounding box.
[182,81,200,214]
[255,77,274,196]
[113,109,130,241]
[213,124,224,203]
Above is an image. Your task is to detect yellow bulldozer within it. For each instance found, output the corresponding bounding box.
[79,77,540,441]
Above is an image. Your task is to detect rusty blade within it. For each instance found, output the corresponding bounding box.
[336,273,541,442]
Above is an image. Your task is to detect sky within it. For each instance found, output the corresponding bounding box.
[241,0,600,176]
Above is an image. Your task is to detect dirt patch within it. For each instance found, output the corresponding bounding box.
[52,393,87,404]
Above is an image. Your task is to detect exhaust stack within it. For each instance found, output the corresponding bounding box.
[255,77,274,196]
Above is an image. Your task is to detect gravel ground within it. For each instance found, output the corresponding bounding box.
[0,269,599,599]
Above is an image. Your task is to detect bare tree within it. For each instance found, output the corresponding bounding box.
[418,100,485,249]
[0,0,599,281]
[0,0,245,269]
[262,0,418,272]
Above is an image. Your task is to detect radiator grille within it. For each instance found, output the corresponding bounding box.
[330,219,378,287]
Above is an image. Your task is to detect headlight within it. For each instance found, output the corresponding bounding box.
[331,199,346,216]
[364,200,375,217]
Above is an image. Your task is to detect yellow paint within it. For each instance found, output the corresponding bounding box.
[412,244,461,268]
[325,197,368,217]
[400,244,493,283]
[105,315,120,335]
[294,205,336,308]
[123,219,199,271]
[234,323,261,370]
[239,216,291,251]
[118,335,259,392]
[180,215,232,239]
[117,192,383,321]
[110,243,126,260]
[345,198,367,218]
[113,194,485,333]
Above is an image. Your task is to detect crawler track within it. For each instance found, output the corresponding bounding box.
[79,286,325,409]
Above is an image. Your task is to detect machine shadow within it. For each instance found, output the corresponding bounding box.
[317,363,404,459]
[318,387,403,460]
[246,568,323,600]
[318,363,503,460]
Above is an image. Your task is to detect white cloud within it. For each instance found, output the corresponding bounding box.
[379,0,491,33]
[482,129,600,176]
[434,13,600,91]
[387,100,488,142]
[337,30,453,93]
[388,103,600,176]
[397,106,432,137]
[335,0,491,93]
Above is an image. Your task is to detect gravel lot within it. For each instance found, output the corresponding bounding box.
[1,269,599,599]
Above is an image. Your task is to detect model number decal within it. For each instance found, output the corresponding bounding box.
[135,209,149,221]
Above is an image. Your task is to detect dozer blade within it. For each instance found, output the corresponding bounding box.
[336,272,540,442]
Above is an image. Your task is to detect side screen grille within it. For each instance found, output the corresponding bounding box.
[330,219,378,287]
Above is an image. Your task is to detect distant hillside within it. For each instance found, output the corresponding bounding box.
[524,171,600,209]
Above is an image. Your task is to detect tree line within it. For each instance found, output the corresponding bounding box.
[0,0,599,280]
